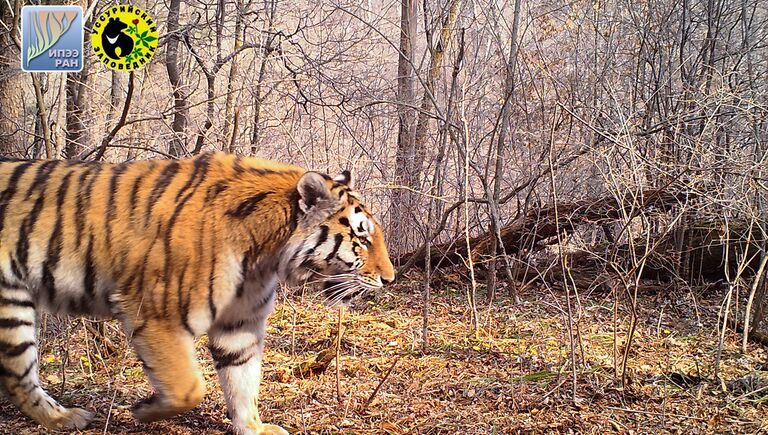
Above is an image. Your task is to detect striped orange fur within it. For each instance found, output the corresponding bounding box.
[0,152,394,434]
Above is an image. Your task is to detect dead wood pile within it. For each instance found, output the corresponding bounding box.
[399,188,691,270]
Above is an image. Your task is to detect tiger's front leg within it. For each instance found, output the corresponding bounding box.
[208,290,288,435]
[128,319,206,422]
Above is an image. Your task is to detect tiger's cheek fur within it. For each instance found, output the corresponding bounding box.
[280,188,394,303]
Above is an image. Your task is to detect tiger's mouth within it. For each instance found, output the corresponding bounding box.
[322,280,365,306]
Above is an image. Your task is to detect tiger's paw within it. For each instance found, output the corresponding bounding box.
[131,395,182,422]
[256,424,290,435]
[237,423,290,435]
[48,407,94,430]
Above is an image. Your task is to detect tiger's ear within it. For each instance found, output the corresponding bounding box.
[333,170,353,188]
[297,172,335,213]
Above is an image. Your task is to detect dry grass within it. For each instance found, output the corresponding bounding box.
[2,275,768,434]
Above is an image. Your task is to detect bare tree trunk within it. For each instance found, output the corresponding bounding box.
[224,0,243,152]
[65,69,90,158]
[186,0,260,155]
[487,0,522,302]
[250,55,269,155]
[53,75,67,158]
[0,0,25,156]
[412,0,462,151]
[390,0,418,256]
[250,0,277,155]
[91,72,135,161]
[166,0,189,157]
[31,73,53,159]
[422,28,466,350]
[107,72,122,126]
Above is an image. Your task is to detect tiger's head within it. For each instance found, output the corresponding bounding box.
[282,170,395,304]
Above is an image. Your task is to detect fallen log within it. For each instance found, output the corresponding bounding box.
[398,189,691,270]
[492,223,764,286]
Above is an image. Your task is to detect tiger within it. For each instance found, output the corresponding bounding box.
[0,152,394,434]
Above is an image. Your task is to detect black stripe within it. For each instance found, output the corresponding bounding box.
[131,320,148,339]
[244,243,261,272]
[118,266,139,304]
[19,360,35,378]
[287,190,301,232]
[163,156,211,287]
[337,256,354,268]
[218,319,253,333]
[0,280,17,291]
[41,258,57,303]
[325,234,344,261]
[226,191,271,218]
[300,257,316,269]
[42,171,74,302]
[339,217,350,226]
[134,261,147,299]
[204,181,228,204]
[73,168,92,248]
[22,381,36,394]
[83,236,96,303]
[0,340,34,357]
[235,245,261,298]
[311,225,329,251]
[354,206,363,213]
[249,167,282,176]
[24,160,59,200]
[0,318,33,328]
[9,260,23,281]
[75,165,102,249]
[140,227,163,317]
[55,171,73,209]
[162,158,211,304]
[15,189,47,278]
[0,162,34,235]
[288,244,304,268]
[144,161,180,224]
[177,263,194,335]
[208,343,257,369]
[162,260,171,317]
[0,359,36,380]
[232,159,246,174]
[105,163,130,247]
[175,153,211,202]
[253,288,275,309]
[0,274,21,289]
[208,249,217,321]
[128,163,156,223]
[0,298,34,308]
[208,344,243,363]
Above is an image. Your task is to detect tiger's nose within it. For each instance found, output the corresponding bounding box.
[381,275,394,285]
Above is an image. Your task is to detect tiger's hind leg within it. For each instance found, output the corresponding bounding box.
[0,287,93,430]
[128,319,206,422]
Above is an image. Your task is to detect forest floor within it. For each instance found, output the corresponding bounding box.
[2,272,767,434]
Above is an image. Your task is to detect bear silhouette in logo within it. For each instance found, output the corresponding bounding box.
[102,17,134,60]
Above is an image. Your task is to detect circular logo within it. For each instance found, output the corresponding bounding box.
[91,5,157,71]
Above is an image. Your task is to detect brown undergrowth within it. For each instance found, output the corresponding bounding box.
[2,275,767,434]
